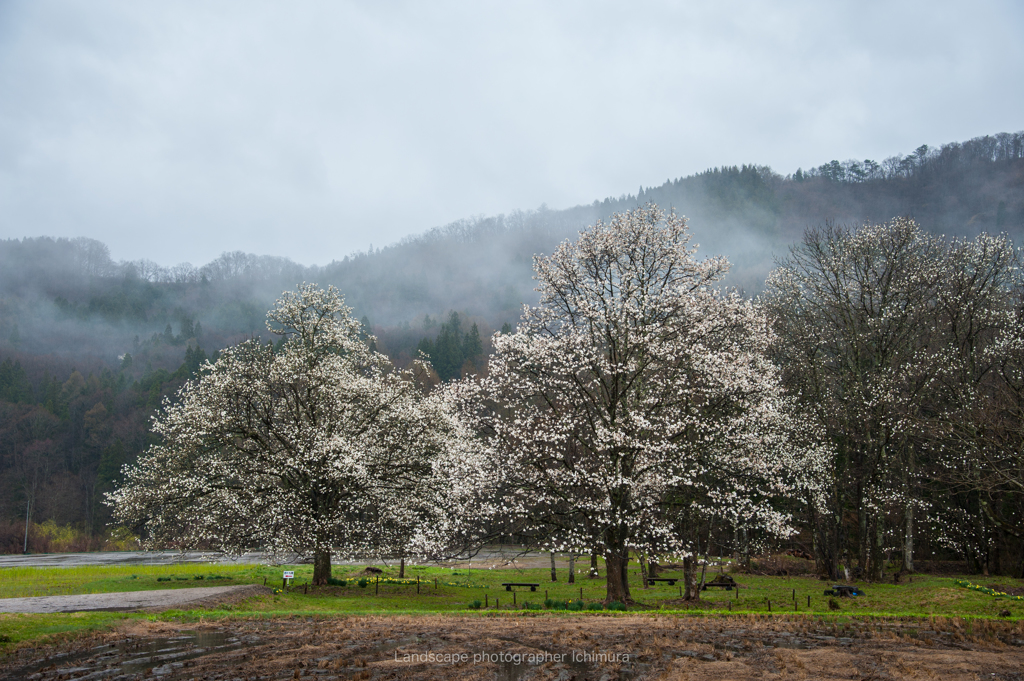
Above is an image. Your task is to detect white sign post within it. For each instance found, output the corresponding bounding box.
[283,570,294,588]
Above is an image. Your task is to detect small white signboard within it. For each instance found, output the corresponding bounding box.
[283,571,295,579]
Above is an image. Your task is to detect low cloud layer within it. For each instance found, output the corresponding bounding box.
[1,1,1021,266]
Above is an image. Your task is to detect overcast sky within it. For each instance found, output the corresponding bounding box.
[0,1,1021,267]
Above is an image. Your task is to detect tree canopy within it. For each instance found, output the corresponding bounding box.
[457,204,827,602]
[108,284,484,583]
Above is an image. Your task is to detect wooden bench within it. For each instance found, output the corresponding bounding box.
[501,582,540,591]
[645,577,678,586]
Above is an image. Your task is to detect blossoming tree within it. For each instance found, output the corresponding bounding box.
[460,204,827,603]
[108,284,484,584]
[761,220,1021,578]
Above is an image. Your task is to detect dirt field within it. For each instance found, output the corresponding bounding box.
[5,614,1024,680]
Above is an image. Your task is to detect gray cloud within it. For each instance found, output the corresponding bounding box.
[0,0,1021,266]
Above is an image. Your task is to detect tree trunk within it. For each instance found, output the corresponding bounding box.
[549,551,557,581]
[399,557,405,579]
[313,549,332,585]
[903,444,915,573]
[869,516,885,581]
[683,555,700,601]
[589,553,599,578]
[812,504,840,580]
[858,493,868,571]
[568,553,575,584]
[741,527,750,570]
[974,500,989,576]
[903,504,914,573]
[23,496,31,554]
[639,552,649,589]
[604,550,632,604]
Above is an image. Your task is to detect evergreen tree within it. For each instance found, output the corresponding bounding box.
[177,345,209,379]
[432,312,463,381]
[416,337,434,358]
[463,323,483,365]
[0,358,33,403]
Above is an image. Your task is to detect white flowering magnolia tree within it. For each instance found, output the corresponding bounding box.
[761,220,1022,579]
[456,205,827,603]
[108,284,485,584]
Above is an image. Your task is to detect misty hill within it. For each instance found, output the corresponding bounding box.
[5,131,1024,368]
[1,130,1022,541]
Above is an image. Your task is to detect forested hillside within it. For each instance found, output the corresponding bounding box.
[1,130,1022,551]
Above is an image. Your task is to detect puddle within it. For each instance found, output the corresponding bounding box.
[7,630,246,680]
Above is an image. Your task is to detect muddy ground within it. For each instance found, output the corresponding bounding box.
[5,615,1024,680]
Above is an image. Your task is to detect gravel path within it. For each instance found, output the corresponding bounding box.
[0,585,265,613]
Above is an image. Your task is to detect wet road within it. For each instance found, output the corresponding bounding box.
[0,546,547,569]
[0,585,262,613]
[0,551,289,568]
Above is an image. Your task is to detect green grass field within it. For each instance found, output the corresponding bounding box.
[2,558,1023,654]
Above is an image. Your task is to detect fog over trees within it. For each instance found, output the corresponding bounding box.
[2,131,1024,579]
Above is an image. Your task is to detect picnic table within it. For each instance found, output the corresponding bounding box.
[702,574,737,591]
[645,577,678,586]
[824,585,864,597]
[501,582,540,592]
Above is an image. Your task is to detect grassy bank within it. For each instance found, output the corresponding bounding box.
[2,558,1023,654]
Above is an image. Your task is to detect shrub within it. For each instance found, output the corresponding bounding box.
[567,600,584,611]
[193,575,205,580]
[828,598,840,611]
[523,601,542,610]
[586,602,604,611]
[467,600,482,610]
[326,577,348,587]
[607,601,626,611]
[157,576,171,582]
[358,578,369,588]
